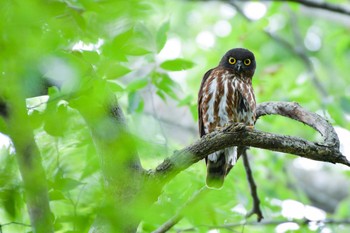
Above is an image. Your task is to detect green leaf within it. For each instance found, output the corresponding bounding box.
[0,117,8,134]
[48,86,60,96]
[29,109,43,129]
[156,21,170,53]
[107,81,125,92]
[101,28,133,61]
[53,178,83,191]
[0,187,19,218]
[160,58,195,71]
[82,51,100,64]
[49,190,66,201]
[177,95,193,107]
[123,44,151,56]
[152,73,180,100]
[101,63,131,79]
[125,78,149,91]
[44,104,69,137]
[156,89,166,101]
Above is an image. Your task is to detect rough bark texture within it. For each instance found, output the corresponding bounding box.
[149,101,348,183]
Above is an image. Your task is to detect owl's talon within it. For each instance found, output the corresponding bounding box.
[246,125,254,131]
[234,122,246,131]
[224,123,254,132]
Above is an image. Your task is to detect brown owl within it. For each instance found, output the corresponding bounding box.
[198,48,256,188]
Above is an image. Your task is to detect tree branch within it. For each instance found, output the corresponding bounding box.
[242,150,263,222]
[273,0,350,16]
[218,0,350,16]
[149,101,348,183]
[0,94,54,232]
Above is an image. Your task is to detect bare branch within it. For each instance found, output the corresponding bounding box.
[149,101,348,183]
[273,0,350,16]
[242,150,263,222]
[255,102,339,147]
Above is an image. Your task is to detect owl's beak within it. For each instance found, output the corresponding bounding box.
[234,60,243,72]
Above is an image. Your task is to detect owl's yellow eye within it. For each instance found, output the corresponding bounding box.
[244,59,251,66]
[228,57,236,64]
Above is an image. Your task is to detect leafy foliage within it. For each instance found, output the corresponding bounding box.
[0,0,349,233]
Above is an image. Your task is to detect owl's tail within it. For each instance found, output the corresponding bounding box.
[206,147,237,189]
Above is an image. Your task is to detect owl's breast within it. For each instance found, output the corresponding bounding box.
[201,71,256,133]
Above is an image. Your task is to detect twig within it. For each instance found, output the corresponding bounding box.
[152,186,209,233]
[0,222,32,233]
[1,221,31,227]
[273,0,350,16]
[219,0,350,16]
[241,149,263,222]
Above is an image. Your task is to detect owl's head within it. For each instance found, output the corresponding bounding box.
[219,48,256,76]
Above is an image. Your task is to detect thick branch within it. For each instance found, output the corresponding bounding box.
[150,101,348,182]
[1,96,54,233]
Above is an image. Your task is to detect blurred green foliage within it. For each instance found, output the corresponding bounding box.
[0,0,349,232]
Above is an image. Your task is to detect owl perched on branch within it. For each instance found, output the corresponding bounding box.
[198,48,256,188]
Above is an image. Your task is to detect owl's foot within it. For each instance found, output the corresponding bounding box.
[215,121,236,131]
[246,125,255,131]
[223,122,246,132]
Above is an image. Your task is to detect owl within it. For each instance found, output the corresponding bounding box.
[198,48,256,188]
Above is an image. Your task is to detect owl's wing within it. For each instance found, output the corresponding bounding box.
[198,68,214,137]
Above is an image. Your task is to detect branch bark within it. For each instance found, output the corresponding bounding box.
[242,150,263,222]
[149,101,348,183]
[0,90,54,233]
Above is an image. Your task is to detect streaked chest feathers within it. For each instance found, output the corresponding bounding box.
[201,69,256,134]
